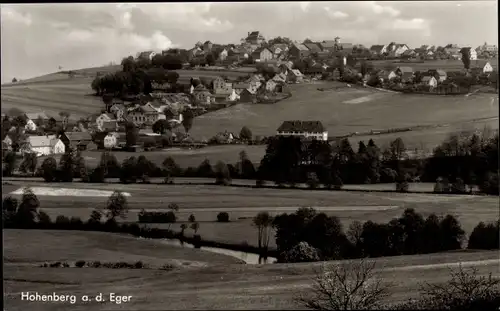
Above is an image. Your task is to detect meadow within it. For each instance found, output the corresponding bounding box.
[4,227,500,310]
[368,58,498,72]
[3,180,498,249]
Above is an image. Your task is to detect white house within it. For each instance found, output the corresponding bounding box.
[219,48,228,61]
[227,89,240,102]
[103,132,120,149]
[421,76,438,88]
[476,61,494,73]
[27,135,65,156]
[276,120,328,141]
[128,105,161,126]
[95,113,118,132]
[24,119,37,132]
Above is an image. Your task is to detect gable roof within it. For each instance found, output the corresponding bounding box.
[63,132,92,142]
[320,40,336,49]
[277,121,325,133]
[233,83,250,89]
[475,60,492,68]
[370,45,386,53]
[25,112,50,120]
[27,135,58,148]
[339,43,354,50]
[304,43,321,52]
[293,43,310,51]
[289,69,303,77]
[396,66,413,73]
[421,76,435,82]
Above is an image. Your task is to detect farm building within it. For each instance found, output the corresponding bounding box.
[60,132,93,151]
[473,61,494,73]
[128,105,161,126]
[287,69,304,83]
[212,76,233,95]
[421,76,438,88]
[289,43,310,59]
[27,135,65,156]
[239,88,257,103]
[251,47,273,62]
[276,120,328,141]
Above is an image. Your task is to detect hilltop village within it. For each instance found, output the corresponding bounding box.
[2,31,498,156]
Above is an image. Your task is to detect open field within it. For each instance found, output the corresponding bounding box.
[4,229,243,268]
[4,181,498,248]
[189,82,499,142]
[4,228,500,310]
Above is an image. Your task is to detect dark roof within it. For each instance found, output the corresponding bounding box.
[304,43,321,52]
[63,132,92,142]
[277,121,325,133]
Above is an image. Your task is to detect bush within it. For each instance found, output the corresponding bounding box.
[306,172,319,189]
[282,241,320,263]
[55,215,71,227]
[160,263,175,271]
[75,260,86,268]
[217,212,230,222]
[90,261,102,268]
[298,259,391,310]
[255,179,265,187]
[391,265,500,310]
[133,261,144,269]
[468,220,499,250]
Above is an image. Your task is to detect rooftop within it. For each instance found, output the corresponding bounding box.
[277,120,325,133]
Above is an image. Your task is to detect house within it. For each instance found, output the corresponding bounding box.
[273,72,287,83]
[27,135,65,156]
[303,43,322,53]
[24,119,37,132]
[319,40,337,52]
[251,47,273,62]
[421,76,438,88]
[203,41,213,52]
[287,69,304,83]
[386,43,409,57]
[276,120,328,141]
[460,47,478,60]
[233,83,254,95]
[137,51,156,61]
[128,105,161,126]
[212,76,233,95]
[103,132,121,149]
[338,43,354,54]
[25,112,50,126]
[192,84,214,106]
[59,132,93,151]
[96,113,118,132]
[474,61,494,74]
[270,44,288,55]
[428,69,447,82]
[218,48,228,61]
[187,47,202,59]
[379,70,398,82]
[289,43,310,59]
[227,89,240,102]
[109,103,127,122]
[265,80,277,92]
[395,66,413,77]
[245,31,266,45]
[401,49,416,58]
[3,134,13,149]
[239,88,257,103]
[370,45,388,55]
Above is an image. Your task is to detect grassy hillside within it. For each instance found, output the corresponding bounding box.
[4,227,499,310]
[189,83,498,149]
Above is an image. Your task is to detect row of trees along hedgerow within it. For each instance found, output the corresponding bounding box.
[3,128,498,195]
[3,188,499,264]
[257,130,498,195]
[271,207,500,263]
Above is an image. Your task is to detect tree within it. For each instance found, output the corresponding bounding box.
[190,222,200,234]
[239,126,252,142]
[162,156,180,182]
[163,107,175,120]
[298,259,391,310]
[205,54,216,66]
[283,241,320,263]
[197,159,214,177]
[182,109,194,134]
[12,77,18,83]
[125,122,139,147]
[152,119,171,134]
[214,160,231,185]
[58,152,74,182]
[3,196,18,227]
[238,150,256,179]
[460,48,471,70]
[167,71,180,84]
[16,187,40,228]
[121,56,136,72]
[19,152,38,176]
[253,211,274,257]
[106,191,128,220]
[390,137,406,161]
[3,151,17,177]
[41,157,58,182]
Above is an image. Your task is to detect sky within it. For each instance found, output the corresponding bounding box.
[1,1,498,83]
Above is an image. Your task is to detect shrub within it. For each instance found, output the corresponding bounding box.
[133,261,144,269]
[255,179,265,187]
[38,211,52,227]
[90,261,102,268]
[391,265,500,310]
[50,261,62,268]
[306,172,319,189]
[332,174,343,190]
[297,259,391,310]
[192,234,202,248]
[217,212,230,222]
[55,215,71,227]
[41,157,58,182]
[283,241,320,263]
[160,263,175,271]
[75,260,86,268]
[468,220,499,250]
[396,173,410,192]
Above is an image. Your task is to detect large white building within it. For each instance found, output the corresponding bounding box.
[27,135,65,156]
[276,120,328,141]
